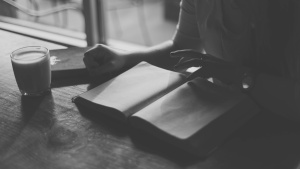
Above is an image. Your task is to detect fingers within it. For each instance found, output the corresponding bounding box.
[83,53,99,70]
[83,44,110,77]
[84,45,102,66]
[170,49,227,63]
[83,50,100,76]
[89,62,115,77]
[172,50,245,84]
[174,58,204,71]
[174,57,226,71]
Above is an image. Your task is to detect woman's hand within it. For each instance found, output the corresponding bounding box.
[171,49,248,86]
[83,44,129,77]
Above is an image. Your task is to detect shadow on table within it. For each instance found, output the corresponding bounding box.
[51,72,119,89]
[21,95,46,121]
[215,111,300,169]
[76,103,129,138]
[51,77,90,88]
[128,126,202,165]
[75,102,202,167]
[0,94,55,158]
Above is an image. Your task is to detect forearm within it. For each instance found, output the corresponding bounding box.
[126,40,181,70]
[251,73,300,121]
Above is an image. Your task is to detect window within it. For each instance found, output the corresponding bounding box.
[0,0,180,50]
[0,0,87,47]
[103,0,179,49]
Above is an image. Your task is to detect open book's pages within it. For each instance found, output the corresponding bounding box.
[74,62,186,121]
[129,78,260,157]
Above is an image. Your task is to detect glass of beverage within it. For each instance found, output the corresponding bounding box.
[11,46,51,96]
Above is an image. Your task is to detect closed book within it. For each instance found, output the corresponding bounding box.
[50,47,91,79]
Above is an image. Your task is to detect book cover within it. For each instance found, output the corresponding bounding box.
[50,47,91,79]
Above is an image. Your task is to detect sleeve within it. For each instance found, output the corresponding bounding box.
[172,0,202,50]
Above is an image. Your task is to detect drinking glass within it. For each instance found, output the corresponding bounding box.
[11,46,51,96]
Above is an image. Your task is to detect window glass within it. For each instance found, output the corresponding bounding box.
[103,0,180,47]
[0,0,180,48]
[0,0,86,46]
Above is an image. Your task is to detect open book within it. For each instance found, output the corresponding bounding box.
[73,62,260,157]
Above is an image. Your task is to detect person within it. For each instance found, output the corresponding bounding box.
[83,0,300,121]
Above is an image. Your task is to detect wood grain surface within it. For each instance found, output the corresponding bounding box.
[1,29,300,169]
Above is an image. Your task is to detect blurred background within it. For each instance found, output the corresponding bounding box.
[0,0,181,50]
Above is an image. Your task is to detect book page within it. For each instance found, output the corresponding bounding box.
[130,78,252,139]
[77,62,186,119]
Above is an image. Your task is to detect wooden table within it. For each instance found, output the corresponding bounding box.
[1,29,300,169]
